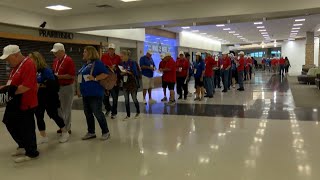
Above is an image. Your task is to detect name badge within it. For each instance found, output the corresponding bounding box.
[150,65,154,68]
[194,69,197,74]
[77,75,82,83]
[6,80,12,86]
[55,73,58,76]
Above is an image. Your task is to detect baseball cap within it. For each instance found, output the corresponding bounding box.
[165,52,171,57]
[206,51,212,55]
[239,51,245,55]
[222,51,229,55]
[196,52,201,56]
[51,43,65,53]
[179,51,184,55]
[108,43,116,49]
[147,50,153,55]
[160,53,166,59]
[0,45,21,60]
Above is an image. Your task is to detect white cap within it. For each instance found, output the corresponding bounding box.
[147,50,153,55]
[222,51,229,55]
[51,43,65,53]
[239,51,245,55]
[179,51,184,55]
[108,43,116,49]
[165,52,171,57]
[0,45,20,60]
[160,53,166,59]
[206,51,212,55]
[196,52,201,56]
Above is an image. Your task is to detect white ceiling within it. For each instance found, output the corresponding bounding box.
[164,14,320,45]
[0,0,197,16]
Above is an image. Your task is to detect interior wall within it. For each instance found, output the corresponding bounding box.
[79,29,145,42]
[178,32,221,52]
[281,40,306,75]
[314,37,319,67]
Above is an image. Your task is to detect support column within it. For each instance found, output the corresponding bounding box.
[318,37,320,66]
[305,31,314,65]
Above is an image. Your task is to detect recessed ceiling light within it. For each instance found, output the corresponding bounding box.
[233,34,239,36]
[295,19,305,22]
[291,30,299,33]
[257,26,265,29]
[181,26,190,29]
[263,35,269,37]
[223,28,231,31]
[291,33,298,35]
[237,36,243,38]
[259,29,267,32]
[200,33,207,35]
[254,22,263,25]
[216,24,225,27]
[293,24,303,26]
[229,31,236,34]
[121,0,141,2]
[191,30,199,33]
[261,32,268,34]
[46,5,72,11]
[292,27,301,30]
[240,38,246,39]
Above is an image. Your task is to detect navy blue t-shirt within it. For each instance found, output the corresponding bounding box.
[193,60,205,78]
[139,55,155,78]
[37,68,55,84]
[79,60,108,97]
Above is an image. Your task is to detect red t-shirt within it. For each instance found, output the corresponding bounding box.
[271,59,277,66]
[237,57,245,72]
[176,58,189,77]
[279,58,285,65]
[10,58,38,110]
[222,57,231,70]
[163,58,176,83]
[159,60,166,70]
[101,53,121,66]
[204,56,215,77]
[52,55,75,86]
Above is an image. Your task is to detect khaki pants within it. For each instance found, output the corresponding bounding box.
[58,84,74,131]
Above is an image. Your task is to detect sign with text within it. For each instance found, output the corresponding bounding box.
[39,29,74,40]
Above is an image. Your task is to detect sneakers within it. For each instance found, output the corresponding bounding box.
[123,116,130,121]
[14,156,32,163]
[37,136,49,145]
[11,148,25,157]
[187,92,193,97]
[111,114,117,119]
[143,99,147,104]
[59,132,70,143]
[135,113,140,119]
[149,99,156,104]
[81,133,97,140]
[167,100,176,106]
[161,97,168,102]
[237,88,245,91]
[57,129,72,134]
[194,97,200,101]
[101,132,111,141]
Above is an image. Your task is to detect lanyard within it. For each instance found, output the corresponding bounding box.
[54,55,67,74]
[78,62,92,74]
[9,57,28,79]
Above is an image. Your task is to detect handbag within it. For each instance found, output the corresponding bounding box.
[90,61,117,91]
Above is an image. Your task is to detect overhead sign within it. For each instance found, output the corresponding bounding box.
[39,29,74,40]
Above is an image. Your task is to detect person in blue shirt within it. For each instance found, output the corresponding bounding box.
[139,50,156,105]
[29,51,70,145]
[119,50,140,120]
[193,52,205,101]
[78,46,110,141]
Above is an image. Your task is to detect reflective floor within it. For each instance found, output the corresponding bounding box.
[0,72,320,180]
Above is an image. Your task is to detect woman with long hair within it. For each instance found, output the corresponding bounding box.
[29,51,69,144]
[193,52,205,100]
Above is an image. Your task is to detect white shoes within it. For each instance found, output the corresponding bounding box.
[149,99,156,104]
[37,136,49,145]
[59,132,70,143]
[100,132,111,141]
[14,156,32,163]
[11,148,25,157]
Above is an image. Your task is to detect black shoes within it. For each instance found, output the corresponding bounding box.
[237,88,245,91]
[222,90,227,93]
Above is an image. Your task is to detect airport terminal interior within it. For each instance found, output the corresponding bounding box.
[0,0,320,179]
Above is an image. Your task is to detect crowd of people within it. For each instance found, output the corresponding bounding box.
[0,41,266,163]
[261,56,291,75]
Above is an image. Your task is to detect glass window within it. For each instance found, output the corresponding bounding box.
[251,53,255,57]
[259,52,263,57]
[254,52,259,57]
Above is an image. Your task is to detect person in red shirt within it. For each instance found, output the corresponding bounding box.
[221,51,231,93]
[159,54,168,101]
[101,43,121,119]
[246,56,253,80]
[0,45,39,163]
[236,51,245,91]
[160,53,176,105]
[176,51,190,100]
[204,52,215,98]
[279,56,285,76]
[51,43,75,134]
[271,57,278,73]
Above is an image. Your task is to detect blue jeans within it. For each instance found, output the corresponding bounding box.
[222,69,229,91]
[103,86,119,115]
[83,96,109,134]
[280,65,285,75]
[238,71,244,89]
[204,76,214,96]
[123,90,140,117]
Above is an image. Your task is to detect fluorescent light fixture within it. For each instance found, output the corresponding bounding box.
[229,31,236,33]
[181,26,190,29]
[257,26,265,29]
[292,27,301,30]
[259,29,267,32]
[121,0,141,2]
[291,33,298,35]
[263,35,269,37]
[46,5,72,11]
[233,34,239,36]
[237,36,243,38]
[191,30,199,33]
[223,28,231,31]
[318,28,320,32]
[293,24,303,26]
[288,38,295,41]
[254,22,263,25]
[295,19,305,22]
[216,24,225,27]
[240,38,246,39]
[261,32,268,34]
[291,30,299,33]
[200,33,207,35]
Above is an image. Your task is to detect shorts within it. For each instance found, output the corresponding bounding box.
[162,81,175,90]
[195,78,204,87]
[142,75,154,89]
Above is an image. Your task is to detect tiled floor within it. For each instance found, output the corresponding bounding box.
[0,72,320,180]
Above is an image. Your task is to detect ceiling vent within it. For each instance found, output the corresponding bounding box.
[96,4,113,8]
